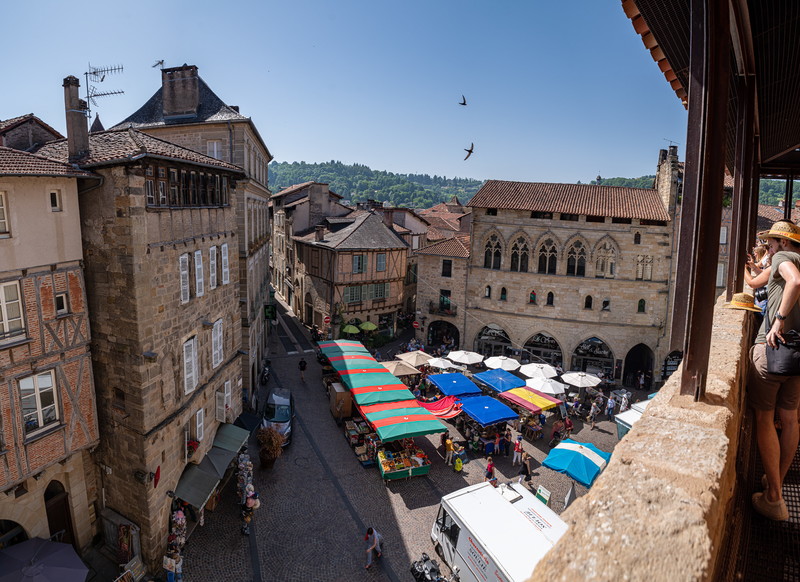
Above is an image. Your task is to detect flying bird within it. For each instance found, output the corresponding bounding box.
[152,60,165,68]
[464,143,474,160]
[459,95,467,106]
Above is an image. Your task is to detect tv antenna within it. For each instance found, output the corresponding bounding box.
[663,138,680,147]
[83,63,124,120]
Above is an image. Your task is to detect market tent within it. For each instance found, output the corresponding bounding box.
[337,366,392,375]
[328,355,378,372]
[500,386,563,415]
[459,395,518,427]
[318,340,370,352]
[428,373,482,397]
[349,383,415,406]
[473,369,526,392]
[542,439,611,487]
[357,402,447,442]
[340,372,404,390]
[380,360,422,376]
[418,396,462,419]
[396,350,433,367]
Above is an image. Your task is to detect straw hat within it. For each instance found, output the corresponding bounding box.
[725,292,762,313]
[757,221,800,243]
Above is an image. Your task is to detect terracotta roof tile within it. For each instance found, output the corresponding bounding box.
[270,181,341,199]
[468,180,670,221]
[416,234,471,258]
[424,214,462,232]
[0,146,95,178]
[425,226,446,241]
[757,204,800,232]
[0,114,64,140]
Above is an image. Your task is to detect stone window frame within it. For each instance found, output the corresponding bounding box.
[500,287,508,301]
[510,236,530,272]
[485,285,492,298]
[566,239,587,277]
[212,319,223,369]
[483,234,503,270]
[49,189,63,212]
[638,299,646,313]
[636,255,653,281]
[584,296,593,310]
[594,239,618,279]
[537,238,558,275]
[441,259,452,278]
[529,290,537,304]
[546,291,554,306]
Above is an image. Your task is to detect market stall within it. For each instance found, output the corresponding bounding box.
[473,369,526,393]
[427,373,482,397]
[458,395,518,455]
[499,386,563,440]
[418,396,462,419]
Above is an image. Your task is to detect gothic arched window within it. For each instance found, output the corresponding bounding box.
[500,287,507,301]
[484,235,502,270]
[537,239,558,274]
[546,292,555,306]
[595,242,617,279]
[638,299,646,313]
[634,232,642,245]
[566,241,586,277]
[510,237,529,272]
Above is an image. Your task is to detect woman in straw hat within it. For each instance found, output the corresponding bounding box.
[748,220,800,521]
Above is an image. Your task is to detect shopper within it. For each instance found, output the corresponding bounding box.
[512,435,524,466]
[590,401,601,430]
[504,427,513,456]
[298,358,307,381]
[364,527,384,569]
[517,453,531,485]
[484,456,495,482]
[445,435,455,466]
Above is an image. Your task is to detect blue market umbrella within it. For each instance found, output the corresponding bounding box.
[0,537,89,582]
[542,439,612,487]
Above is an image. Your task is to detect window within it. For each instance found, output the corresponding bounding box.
[537,239,558,274]
[500,287,507,301]
[559,213,579,221]
[183,338,198,394]
[636,255,653,281]
[602,299,610,311]
[638,299,646,313]
[510,237,529,272]
[196,408,204,441]
[546,292,554,306]
[720,226,728,245]
[441,260,452,278]
[216,381,232,422]
[344,286,363,303]
[406,263,417,284]
[485,286,491,298]
[566,241,586,276]
[634,232,641,245]
[585,296,593,310]
[376,253,387,272]
[439,290,451,310]
[716,262,726,287]
[209,247,218,289]
[352,255,367,274]
[207,140,223,160]
[611,217,632,224]
[225,379,232,409]
[586,215,605,223]
[221,244,230,284]
[486,208,497,216]
[372,282,389,300]
[145,180,155,205]
[595,242,617,278]
[529,290,537,304]
[158,181,167,206]
[179,254,190,303]
[212,319,223,368]
[20,370,58,435]
[531,211,553,219]
[49,190,62,211]
[0,281,24,343]
[0,192,8,236]
[55,293,68,316]
[483,235,502,270]
[194,250,204,297]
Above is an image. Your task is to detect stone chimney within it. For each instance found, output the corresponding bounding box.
[63,76,89,162]
[162,65,199,120]
[654,146,680,215]
[383,209,395,229]
[315,225,325,241]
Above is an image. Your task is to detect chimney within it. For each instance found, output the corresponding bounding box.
[668,145,678,160]
[162,65,200,120]
[63,76,89,162]
[658,149,668,164]
[383,209,395,229]
[315,225,325,241]
[230,105,240,113]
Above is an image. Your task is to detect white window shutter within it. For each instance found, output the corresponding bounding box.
[216,391,226,422]
[212,319,223,368]
[221,244,230,284]
[210,246,218,289]
[224,380,232,409]
[180,254,190,303]
[194,250,204,297]
[183,339,196,394]
[196,408,204,441]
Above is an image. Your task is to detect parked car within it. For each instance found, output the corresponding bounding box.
[262,387,294,446]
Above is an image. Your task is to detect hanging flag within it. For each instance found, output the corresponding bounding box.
[564,480,577,509]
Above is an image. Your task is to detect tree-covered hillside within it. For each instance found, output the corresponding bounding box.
[268,161,484,208]
[585,176,656,188]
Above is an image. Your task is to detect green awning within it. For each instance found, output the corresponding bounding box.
[199,446,234,479]
[213,423,250,453]
[362,406,448,442]
[341,372,402,390]
[174,463,220,509]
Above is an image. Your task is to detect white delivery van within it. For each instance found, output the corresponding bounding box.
[431,482,568,582]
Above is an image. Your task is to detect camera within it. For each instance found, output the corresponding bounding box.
[754,287,768,302]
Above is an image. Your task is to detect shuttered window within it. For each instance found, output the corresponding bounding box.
[194,251,204,297]
[212,319,223,368]
[209,246,218,289]
[179,254,190,303]
[183,338,197,394]
[196,408,204,441]
[216,391,226,422]
[221,244,230,284]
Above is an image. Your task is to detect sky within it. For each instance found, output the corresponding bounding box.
[3,1,687,184]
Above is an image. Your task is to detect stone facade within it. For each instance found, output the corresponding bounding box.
[0,114,63,152]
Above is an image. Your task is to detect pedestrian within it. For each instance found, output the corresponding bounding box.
[173,553,183,582]
[364,527,383,569]
[564,416,574,438]
[748,220,800,521]
[504,427,513,456]
[445,434,454,465]
[620,393,629,412]
[590,400,600,430]
[298,358,307,381]
[493,431,502,456]
[484,456,495,482]
[517,452,532,485]
[512,435,524,465]
[606,396,616,419]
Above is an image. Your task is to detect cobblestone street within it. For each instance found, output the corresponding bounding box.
[182,314,634,582]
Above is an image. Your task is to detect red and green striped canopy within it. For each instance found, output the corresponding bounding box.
[357,401,447,442]
[340,372,402,390]
[318,340,370,354]
[349,383,414,405]
[328,354,378,372]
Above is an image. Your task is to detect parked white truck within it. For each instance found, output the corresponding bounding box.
[430,482,568,582]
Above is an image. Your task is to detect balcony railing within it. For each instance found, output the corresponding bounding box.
[429,301,457,316]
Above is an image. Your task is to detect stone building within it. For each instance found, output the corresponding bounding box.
[417,195,472,245]
[37,76,247,571]
[112,64,272,406]
[0,113,63,151]
[416,148,681,387]
[0,147,100,551]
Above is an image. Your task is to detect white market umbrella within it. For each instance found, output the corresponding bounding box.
[447,350,484,365]
[427,357,457,369]
[381,360,422,376]
[484,356,521,371]
[396,350,432,367]
[526,377,568,396]
[519,362,558,379]
[561,371,602,388]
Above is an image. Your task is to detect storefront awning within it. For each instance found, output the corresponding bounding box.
[234,412,261,434]
[473,369,525,392]
[428,373,481,396]
[174,463,220,509]
[500,386,563,415]
[356,402,447,442]
[213,423,250,453]
[199,446,233,480]
[459,395,518,427]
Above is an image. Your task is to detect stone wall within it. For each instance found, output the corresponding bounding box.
[531,295,751,581]
[415,252,468,346]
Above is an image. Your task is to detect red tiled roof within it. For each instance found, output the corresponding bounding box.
[271,181,342,199]
[424,213,462,232]
[0,114,64,139]
[468,180,670,221]
[36,129,243,172]
[425,226,446,241]
[757,204,800,232]
[0,146,96,178]
[416,234,470,258]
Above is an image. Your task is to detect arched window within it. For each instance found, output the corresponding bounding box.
[500,287,507,301]
[510,237,530,272]
[634,232,641,245]
[537,238,558,274]
[484,235,502,270]
[595,242,617,279]
[638,299,646,313]
[566,241,586,276]
[584,296,593,309]
[636,255,653,281]
[546,292,554,306]
[529,290,537,304]
[485,285,492,298]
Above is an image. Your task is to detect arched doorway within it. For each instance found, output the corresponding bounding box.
[44,480,75,546]
[304,292,313,327]
[427,321,460,350]
[571,337,615,376]
[474,325,512,357]
[523,332,563,367]
[624,343,655,388]
[0,519,28,550]
[662,350,683,383]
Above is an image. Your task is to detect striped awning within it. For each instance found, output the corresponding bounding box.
[356,401,447,442]
[500,386,563,414]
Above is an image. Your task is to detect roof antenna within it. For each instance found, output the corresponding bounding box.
[83,63,124,122]
[663,138,680,147]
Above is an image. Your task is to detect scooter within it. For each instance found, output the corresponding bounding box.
[411,552,457,582]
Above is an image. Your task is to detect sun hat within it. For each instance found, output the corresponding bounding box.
[725,292,762,313]
[757,221,800,243]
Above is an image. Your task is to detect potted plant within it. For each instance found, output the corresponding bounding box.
[186,439,200,460]
[257,427,284,469]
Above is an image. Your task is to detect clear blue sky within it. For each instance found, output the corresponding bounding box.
[4,1,687,184]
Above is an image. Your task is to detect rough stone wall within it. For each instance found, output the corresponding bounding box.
[415,253,468,346]
[0,119,61,151]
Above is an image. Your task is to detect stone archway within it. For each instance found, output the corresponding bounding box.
[44,480,75,547]
[0,519,28,550]
[571,337,615,376]
[474,325,512,357]
[427,321,460,350]
[523,332,564,367]
[624,343,655,388]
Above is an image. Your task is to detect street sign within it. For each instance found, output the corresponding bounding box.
[413,321,420,329]
[323,315,331,324]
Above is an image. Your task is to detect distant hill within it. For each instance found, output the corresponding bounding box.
[268,161,484,208]
[585,176,656,189]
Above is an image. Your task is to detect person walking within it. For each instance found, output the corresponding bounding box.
[298,358,307,381]
[484,456,495,483]
[512,435,524,466]
[364,527,384,569]
[606,396,616,419]
[444,434,455,466]
[748,220,800,521]
[517,452,532,485]
[589,400,601,431]
[504,427,513,456]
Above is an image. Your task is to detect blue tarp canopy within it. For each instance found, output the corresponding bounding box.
[459,396,518,427]
[473,369,526,392]
[428,373,482,397]
[542,439,612,487]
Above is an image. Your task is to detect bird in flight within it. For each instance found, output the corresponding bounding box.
[152,60,165,68]
[459,95,467,106]
[464,143,474,160]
